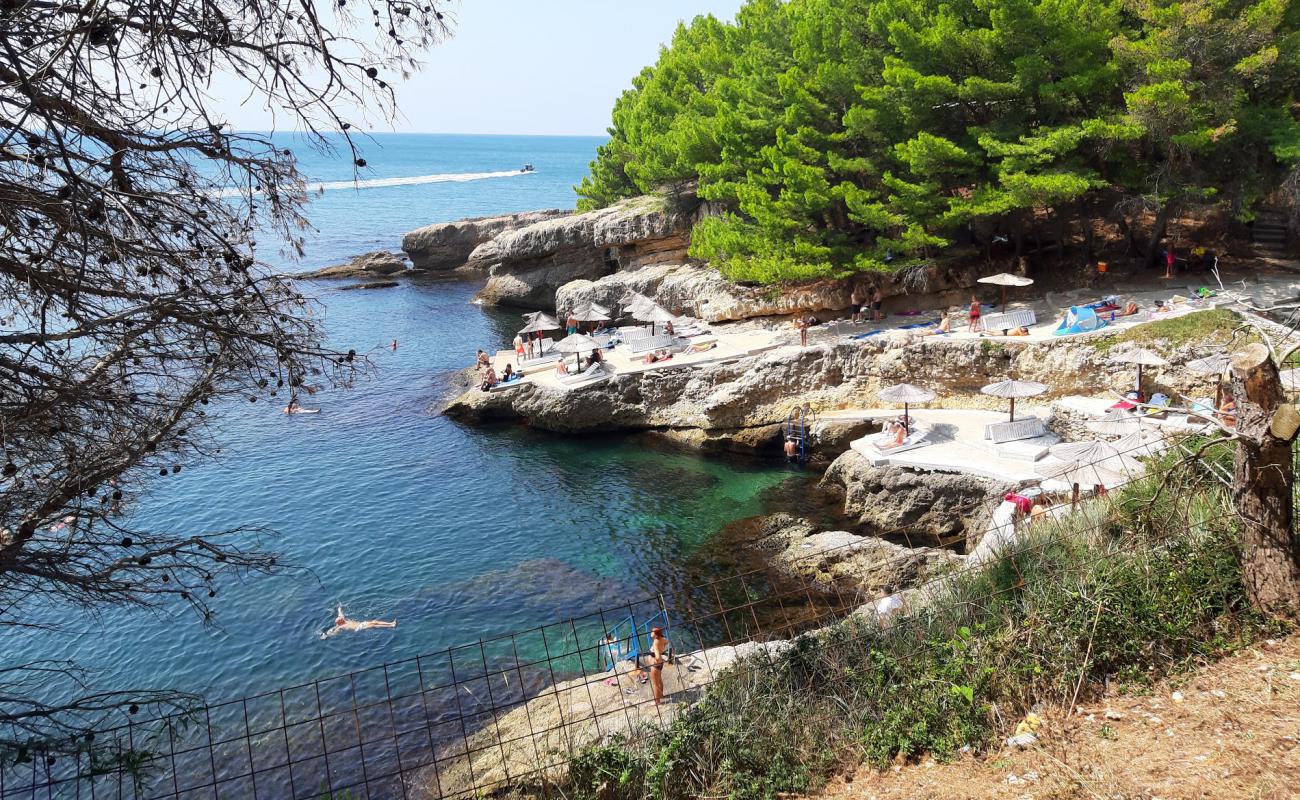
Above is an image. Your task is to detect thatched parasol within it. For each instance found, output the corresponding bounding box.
[1187,351,1233,407]
[569,302,611,323]
[1049,440,1144,475]
[1036,459,1130,501]
[977,273,1035,312]
[633,302,678,334]
[877,383,937,423]
[980,379,1048,421]
[554,333,603,373]
[519,313,561,355]
[1280,368,1300,393]
[1113,348,1169,394]
[1088,412,1146,437]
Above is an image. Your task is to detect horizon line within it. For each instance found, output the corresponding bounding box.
[230,129,611,139]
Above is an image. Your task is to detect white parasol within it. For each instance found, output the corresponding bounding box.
[519,313,561,355]
[1113,348,1169,394]
[553,333,603,373]
[877,383,937,422]
[980,379,1048,421]
[977,273,1035,312]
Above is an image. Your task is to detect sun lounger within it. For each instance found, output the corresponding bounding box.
[625,333,683,354]
[984,416,1048,443]
[489,376,526,392]
[981,309,1037,332]
[616,325,654,342]
[1142,393,1171,418]
[556,363,609,386]
[850,427,933,463]
[517,351,563,371]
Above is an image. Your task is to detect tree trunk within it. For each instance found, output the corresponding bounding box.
[1231,344,1300,619]
[1145,201,1175,268]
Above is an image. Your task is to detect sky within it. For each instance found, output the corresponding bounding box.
[212,0,745,137]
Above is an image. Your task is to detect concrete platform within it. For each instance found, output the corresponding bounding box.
[839,408,1055,483]
[1054,395,1213,432]
[488,330,784,392]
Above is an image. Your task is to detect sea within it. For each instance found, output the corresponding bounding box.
[3,134,816,712]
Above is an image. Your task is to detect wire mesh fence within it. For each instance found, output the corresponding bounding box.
[0,424,1233,800]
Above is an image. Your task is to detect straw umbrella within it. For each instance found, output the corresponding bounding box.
[1088,412,1146,437]
[877,383,936,427]
[1113,428,1169,460]
[634,302,678,335]
[569,302,611,331]
[1049,440,1144,475]
[980,379,1048,421]
[977,273,1035,312]
[1114,348,1168,395]
[553,332,603,373]
[1036,459,1130,505]
[621,291,653,314]
[1187,352,1232,408]
[519,312,560,356]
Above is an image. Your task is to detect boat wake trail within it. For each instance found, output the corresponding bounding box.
[307,169,532,193]
[213,169,533,198]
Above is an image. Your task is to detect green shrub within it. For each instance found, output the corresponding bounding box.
[550,449,1277,800]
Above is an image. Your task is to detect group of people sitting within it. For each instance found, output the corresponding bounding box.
[475,348,520,391]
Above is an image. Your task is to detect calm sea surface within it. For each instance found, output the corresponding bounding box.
[5,134,807,704]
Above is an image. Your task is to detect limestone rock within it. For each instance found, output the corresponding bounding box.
[820,450,1013,542]
[475,195,694,308]
[556,259,1037,323]
[300,250,408,279]
[765,523,962,598]
[400,209,570,271]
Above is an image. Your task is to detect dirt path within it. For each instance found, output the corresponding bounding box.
[812,634,1300,800]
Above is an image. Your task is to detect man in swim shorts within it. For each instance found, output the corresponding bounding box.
[850,286,864,324]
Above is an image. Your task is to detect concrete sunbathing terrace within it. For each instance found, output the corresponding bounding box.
[484,264,1300,394]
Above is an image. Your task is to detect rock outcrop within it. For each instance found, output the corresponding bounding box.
[474,195,695,308]
[555,258,1028,323]
[299,250,408,279]
[819,451,1013,544]
[400,209,570,272]
[730,512,962,599]
[445,316,1234,452]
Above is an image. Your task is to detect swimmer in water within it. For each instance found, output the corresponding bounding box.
[324,605,396,637]
[391,339,398,351]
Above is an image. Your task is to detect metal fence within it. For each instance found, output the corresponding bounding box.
[0,425,1222,800]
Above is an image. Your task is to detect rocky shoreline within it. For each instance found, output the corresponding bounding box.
[313,191,1291,797]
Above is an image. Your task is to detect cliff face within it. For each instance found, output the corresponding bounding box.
[442,331,1219,441]
[473,195,694,308]
[400,209,570,272]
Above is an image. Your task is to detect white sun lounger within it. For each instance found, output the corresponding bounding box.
[625,333,684,354]
[984,417,1048,443]
[556,363,610,386]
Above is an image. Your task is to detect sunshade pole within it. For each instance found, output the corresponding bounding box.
[1010,397,1016,422]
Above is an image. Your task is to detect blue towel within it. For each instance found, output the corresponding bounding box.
[900,320,938,330]
[852,330,886,340]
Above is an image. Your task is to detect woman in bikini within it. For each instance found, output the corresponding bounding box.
[968,295,982,333]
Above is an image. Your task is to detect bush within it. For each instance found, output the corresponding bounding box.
[551,450,1276,799]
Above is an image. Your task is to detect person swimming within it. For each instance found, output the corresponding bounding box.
[323,605,396,637]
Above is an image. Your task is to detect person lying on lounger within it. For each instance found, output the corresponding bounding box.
[877,420,909,450]
[644,350,672,364]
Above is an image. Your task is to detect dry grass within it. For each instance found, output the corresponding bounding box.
[811,633,1300,800]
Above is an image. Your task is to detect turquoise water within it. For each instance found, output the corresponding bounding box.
[4,135,803,706]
